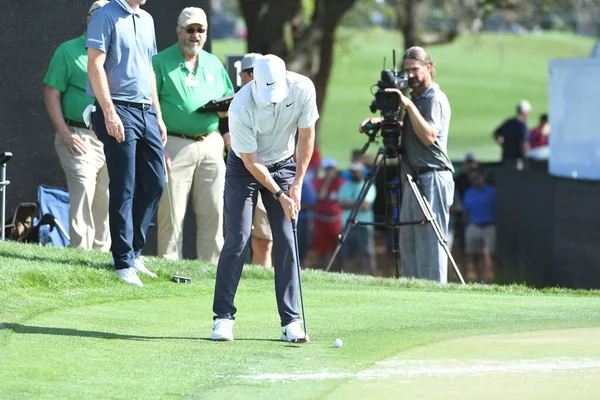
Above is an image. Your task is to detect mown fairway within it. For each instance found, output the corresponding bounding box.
[212,29,595,164]
[1,242,600,399]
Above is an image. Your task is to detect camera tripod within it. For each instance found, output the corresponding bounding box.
[324,137,465,285]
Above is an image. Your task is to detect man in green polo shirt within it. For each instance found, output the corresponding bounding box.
[153,7,234,262]
[43,0,110,251]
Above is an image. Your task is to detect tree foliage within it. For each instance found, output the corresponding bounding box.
[238,0,358,118]
[235,0,598,135]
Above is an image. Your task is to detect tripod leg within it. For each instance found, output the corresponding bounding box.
[325,151,385,273]
[405,174,465,285]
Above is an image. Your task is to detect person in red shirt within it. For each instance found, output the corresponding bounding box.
[311,158,346,270]
[529,114,550,149]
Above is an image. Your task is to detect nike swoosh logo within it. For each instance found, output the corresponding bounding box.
[286,102,295,107]
[266,82,276,86]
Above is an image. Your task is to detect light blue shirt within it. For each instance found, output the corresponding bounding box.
[86,0,157,103]
[340,167,370,181]
[338,180,377,224]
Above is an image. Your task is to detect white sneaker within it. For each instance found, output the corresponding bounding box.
[211,318,234,341]
[281,321,309,343]
[116,268,143,287]
[132,256,157,278]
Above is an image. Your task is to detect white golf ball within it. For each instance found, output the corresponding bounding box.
[334,338,343,348]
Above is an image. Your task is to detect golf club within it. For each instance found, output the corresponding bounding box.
[291,218,308,340]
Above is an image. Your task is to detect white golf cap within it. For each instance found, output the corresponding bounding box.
[517,99,532,114]
[240,53,262,72]
[88,0,109,15]
[253,54,289,103]
[178,7,208,28]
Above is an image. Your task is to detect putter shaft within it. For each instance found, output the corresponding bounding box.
[292,219,307,337]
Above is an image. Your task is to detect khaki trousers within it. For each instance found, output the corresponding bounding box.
[157,132,225,262]
[54,127,110,251]
[251,194,273,241]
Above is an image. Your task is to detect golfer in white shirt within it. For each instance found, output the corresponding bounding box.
[211,55,318,343]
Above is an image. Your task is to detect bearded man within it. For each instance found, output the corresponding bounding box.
[361,46,454,283]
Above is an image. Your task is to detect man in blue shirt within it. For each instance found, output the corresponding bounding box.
[462,168,496,283]
[87,0,166,287]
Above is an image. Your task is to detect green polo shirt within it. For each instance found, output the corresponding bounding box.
[152,44,234,136]
[43,34,93,123]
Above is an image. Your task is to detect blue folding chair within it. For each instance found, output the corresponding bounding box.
[37,185,70,247]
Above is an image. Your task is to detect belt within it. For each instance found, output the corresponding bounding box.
[167,132,207,141]
[266,156,293,172]
[66,120,89,130]
[112,99,151,110]
[415,166,451,175]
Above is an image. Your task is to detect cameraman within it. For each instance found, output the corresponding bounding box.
[361,46,454,283]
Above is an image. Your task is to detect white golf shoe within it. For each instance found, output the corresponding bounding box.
[132,256,157,278]
[211,318,235,341]
[116,268,143,287]
[281,321,309,343]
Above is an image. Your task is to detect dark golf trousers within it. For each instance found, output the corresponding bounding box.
[92,102,165,270]
[213,153,300,327]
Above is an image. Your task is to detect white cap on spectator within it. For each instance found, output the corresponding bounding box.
[253,55,289,103]
[322,158,336,169]
[241,53,262,72]
[88,0,109,15]
[517,99,532,114]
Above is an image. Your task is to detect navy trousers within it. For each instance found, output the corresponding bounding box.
[92,102,165,270]
[213,153,299,327]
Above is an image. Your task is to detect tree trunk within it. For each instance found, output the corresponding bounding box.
[238,0,357,136]
[239,0,300,58]
[394,0,506,51]
[396,0,419,50]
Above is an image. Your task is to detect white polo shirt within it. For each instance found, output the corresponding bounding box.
[228,71,319,165]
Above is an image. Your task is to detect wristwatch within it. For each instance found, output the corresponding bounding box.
[272,189,284,201]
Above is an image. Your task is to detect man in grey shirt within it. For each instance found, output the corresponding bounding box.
[361,46,454,283]
[87,0,166,287]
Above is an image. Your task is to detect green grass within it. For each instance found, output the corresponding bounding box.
[212,29,595,165]
[2,241,600,399]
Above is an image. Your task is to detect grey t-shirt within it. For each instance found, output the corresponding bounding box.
[402,83,453,172]
[86,0,157,103]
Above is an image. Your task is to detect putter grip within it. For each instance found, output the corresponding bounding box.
[291,218,297,231]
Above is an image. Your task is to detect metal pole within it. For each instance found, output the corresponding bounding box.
[1,163,7,241]
[291,219,308,339]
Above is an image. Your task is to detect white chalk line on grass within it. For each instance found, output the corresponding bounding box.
[238,358,600,382]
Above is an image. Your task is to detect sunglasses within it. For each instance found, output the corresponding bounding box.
[185,27,206,34]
